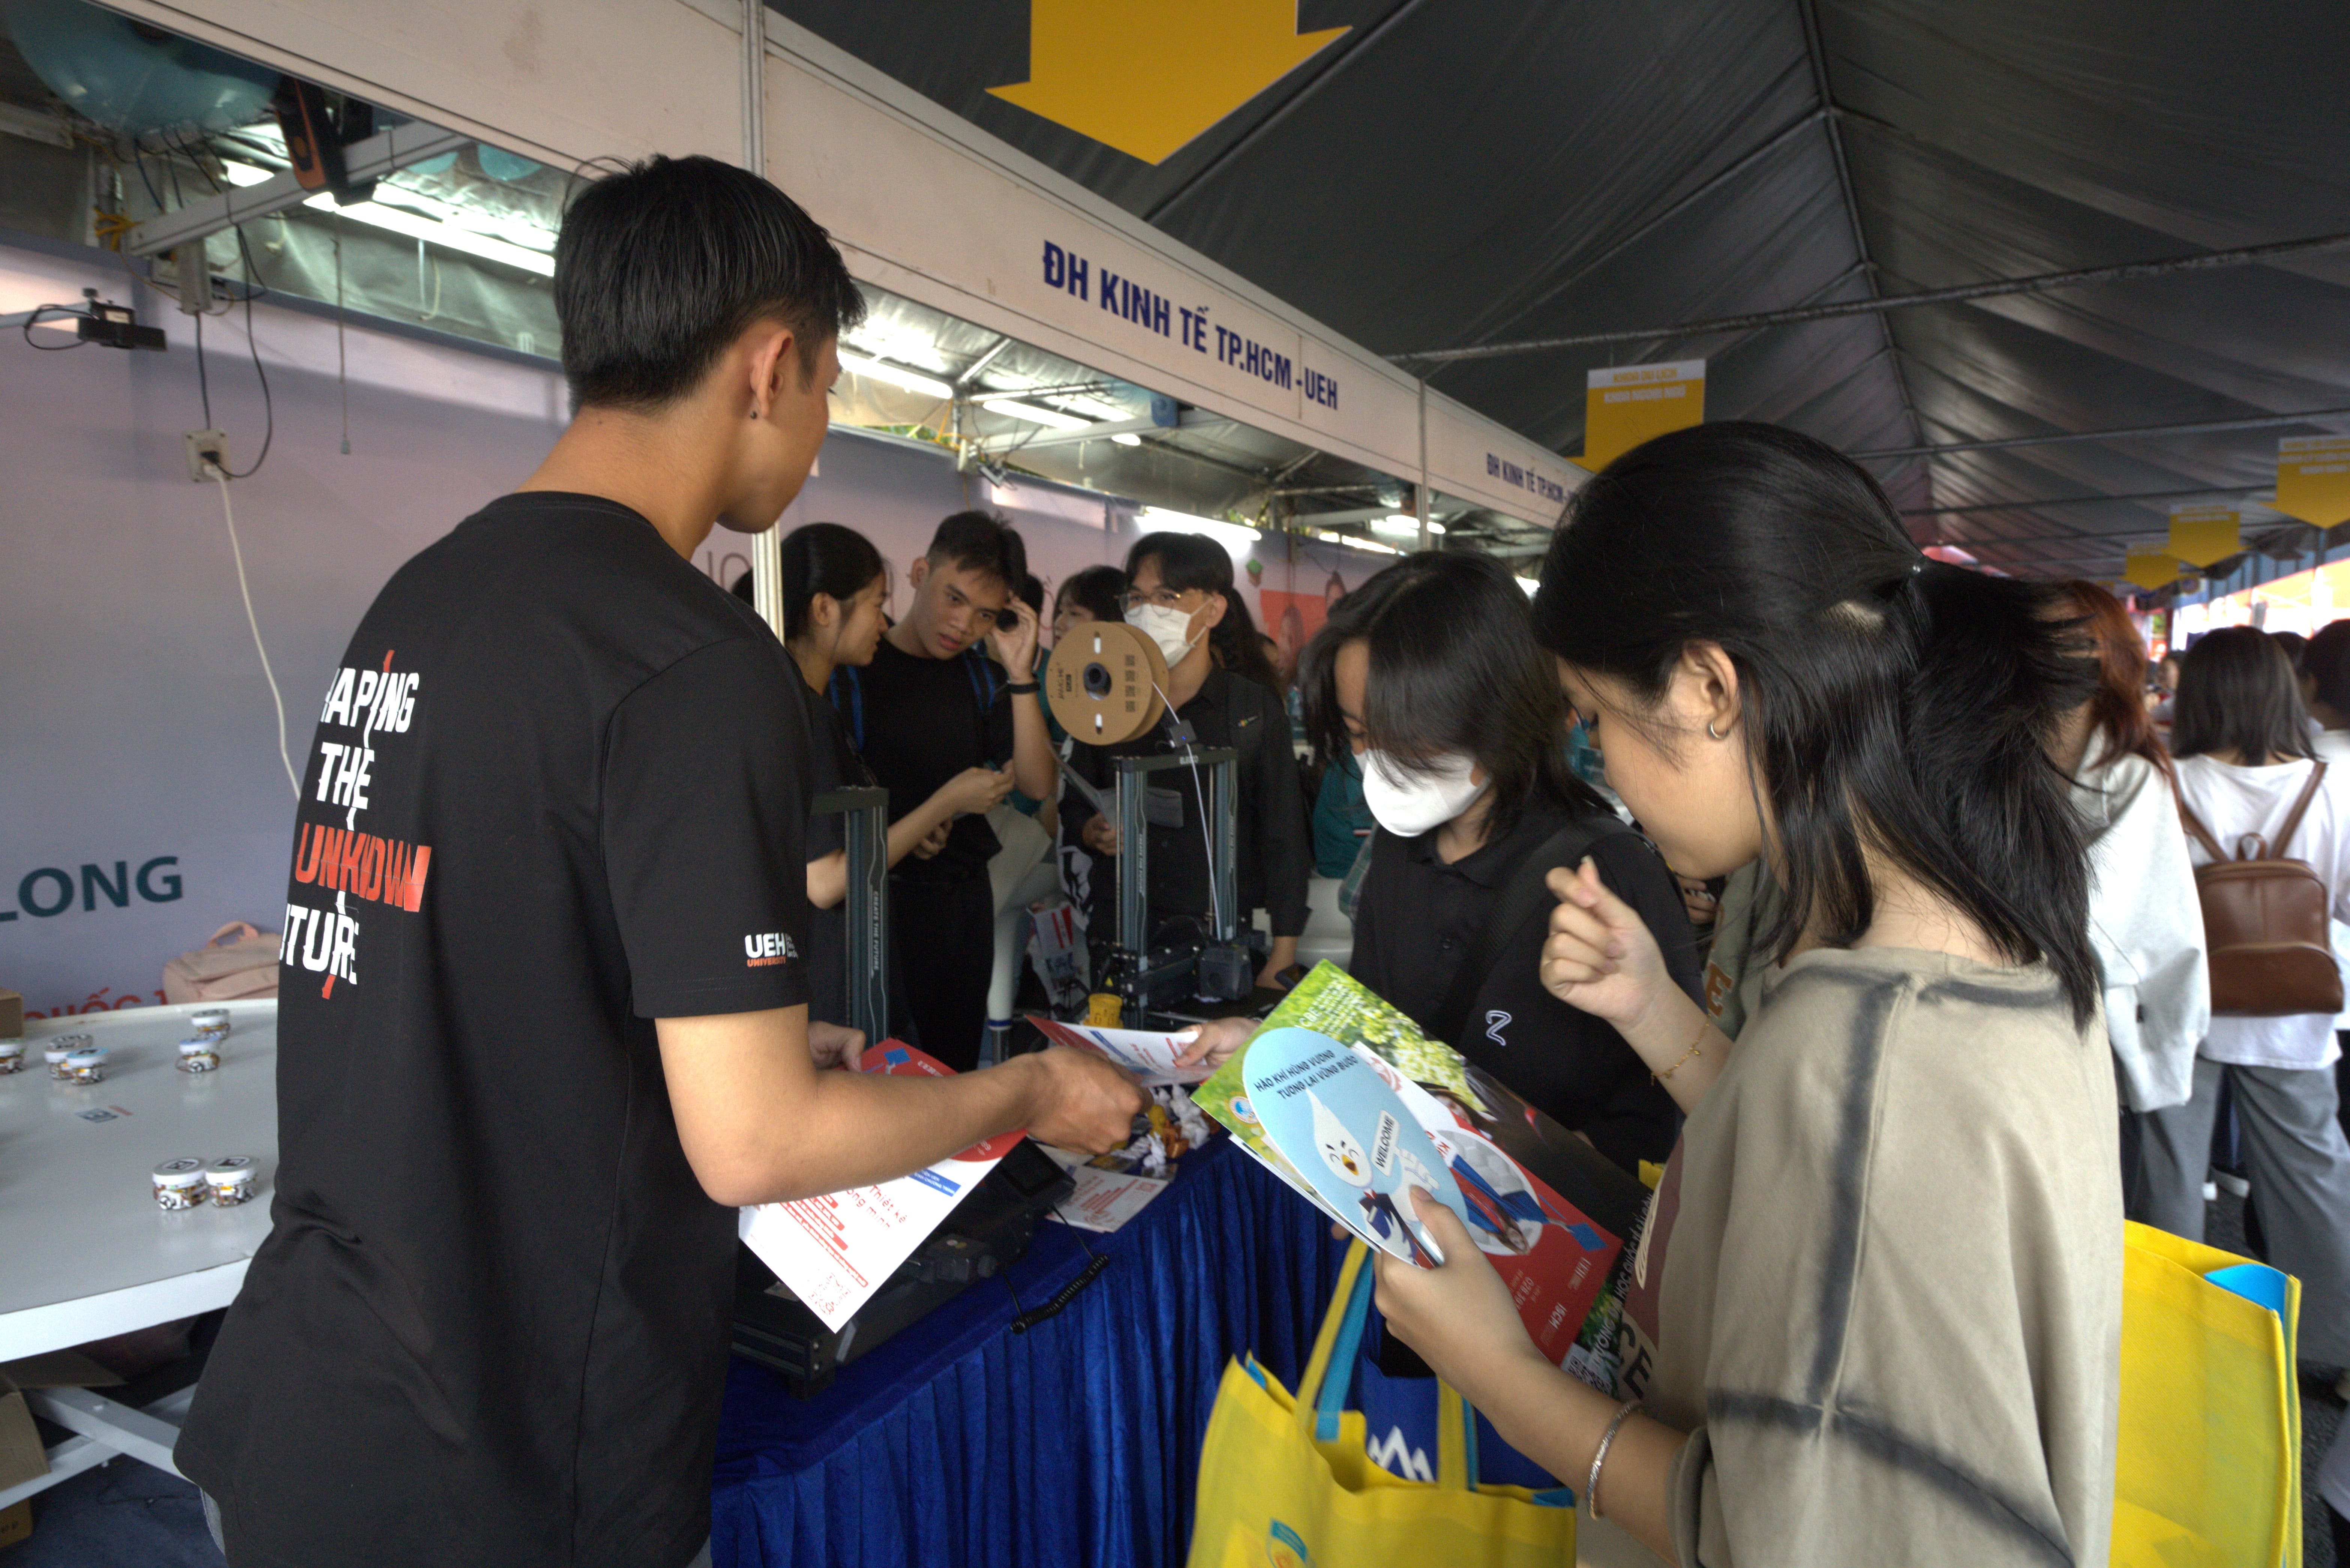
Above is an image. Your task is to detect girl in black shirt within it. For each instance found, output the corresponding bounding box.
[776,523,1015,1026]
[1183,551,1694,1174]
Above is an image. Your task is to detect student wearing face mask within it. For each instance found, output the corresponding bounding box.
[1180,552,1693,1174]
[768,524,1016,1032]
[1062,532,1307,991]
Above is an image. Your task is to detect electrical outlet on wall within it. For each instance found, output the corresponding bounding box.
[185,430,229,482]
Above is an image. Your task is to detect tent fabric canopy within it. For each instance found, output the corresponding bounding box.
[769,0,2350,581]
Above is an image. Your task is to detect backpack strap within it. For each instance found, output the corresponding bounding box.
[828,665,865,755]
[2272,760,2329,859]
[1429,815,1623,1048]
[2176,796,2227,863]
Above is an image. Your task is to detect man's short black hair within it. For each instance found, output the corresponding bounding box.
[555,154,865,412]
[925,511,1026,592]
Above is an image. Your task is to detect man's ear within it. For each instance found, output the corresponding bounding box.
[746,324,796,420]
[1198,590,1229,631]
[907,556,930,590]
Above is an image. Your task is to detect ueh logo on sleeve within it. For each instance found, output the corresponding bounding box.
[744,932,798,968]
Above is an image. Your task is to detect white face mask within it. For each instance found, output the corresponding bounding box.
[1360,749,1488,838]
[1127,602,1203,670]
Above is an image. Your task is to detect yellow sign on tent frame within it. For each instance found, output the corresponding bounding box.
[2277,435,2350,529]
[2166,506,2240,569]
[2125,551,2183,591]
[1574,360,1705,471]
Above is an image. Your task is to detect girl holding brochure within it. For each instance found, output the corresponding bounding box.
[1375,425,2120,1566]
[1180,551,1697,1177]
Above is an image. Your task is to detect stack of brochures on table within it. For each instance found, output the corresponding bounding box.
[1194,963,1652,1391]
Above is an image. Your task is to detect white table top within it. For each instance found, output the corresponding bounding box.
[0,1001,278,1360]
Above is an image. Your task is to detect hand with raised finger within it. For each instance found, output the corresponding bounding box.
[1540,856,1672,1032]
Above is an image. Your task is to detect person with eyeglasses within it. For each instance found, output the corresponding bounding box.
[1061,532,1308,993]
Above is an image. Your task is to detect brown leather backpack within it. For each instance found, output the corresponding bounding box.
[2179,761,2344,1018]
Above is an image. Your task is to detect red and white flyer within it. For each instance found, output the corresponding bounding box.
[736,1042,1020,1332]
[1026,1014,1213,1086]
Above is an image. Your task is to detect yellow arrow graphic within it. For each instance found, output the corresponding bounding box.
[989,0,1348,165]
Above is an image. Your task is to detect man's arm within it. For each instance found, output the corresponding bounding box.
[989,596,1056,801]
[659,1005,1145,1207]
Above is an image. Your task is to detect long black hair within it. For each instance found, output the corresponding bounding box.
[778,521,884,643]
[2173,625,2316,763]
[1302,552,1606,842]
[1124,532,1280,691]
[1531,422,2098,1024]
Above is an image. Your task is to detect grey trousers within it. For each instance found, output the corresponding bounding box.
[2137,1053,2350,1366]
[203,1492,712,1567]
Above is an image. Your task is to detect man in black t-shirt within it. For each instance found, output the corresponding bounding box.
[835,511,1055,1068]
[174,156,1141,1568]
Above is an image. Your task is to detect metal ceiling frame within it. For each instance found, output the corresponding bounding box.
[1394,226,2350,365]
[1851,403,2350,462]
[1794,0,1924,464]
[123,119,472,256]
[1900,483,2275,518]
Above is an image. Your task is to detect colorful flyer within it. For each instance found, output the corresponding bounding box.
[1028,1014,1214,1085]
[736,1042,1018,1332]
[1198,963,1647,1370]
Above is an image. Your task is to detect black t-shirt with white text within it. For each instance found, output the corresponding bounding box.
[176,493,811,1568]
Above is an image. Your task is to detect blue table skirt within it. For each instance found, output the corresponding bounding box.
[712,1139,1350,1568]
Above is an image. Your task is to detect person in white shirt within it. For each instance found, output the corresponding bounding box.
[2137,625,2350,1380]
[2051,584,2209,1136]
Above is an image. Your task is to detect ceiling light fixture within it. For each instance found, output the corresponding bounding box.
[838,350,954,400]
[1111,432,1142,447]
[1369,513,1444,538]
[1137,506,1261,548]
[221,159,557,278]
[981,398,1093,431]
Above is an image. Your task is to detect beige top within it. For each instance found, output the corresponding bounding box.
[1648,946,2120,1566]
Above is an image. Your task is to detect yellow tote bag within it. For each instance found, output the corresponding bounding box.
[1187,1241,1577,1568]
[2113,1220,2302,1568]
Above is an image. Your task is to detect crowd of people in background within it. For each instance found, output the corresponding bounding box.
[192,155,2342,1568]
[712,433,2350,1565]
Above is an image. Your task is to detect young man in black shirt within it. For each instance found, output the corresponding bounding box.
[1064,532,1310,991]
[174,155,1141,1568]
[834,511,1056,1068]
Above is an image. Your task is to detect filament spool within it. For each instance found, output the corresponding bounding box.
[1044,621,1169,746]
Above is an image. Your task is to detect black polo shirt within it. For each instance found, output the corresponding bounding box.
[1061,667,1310,940]
[1348,799,1697,1174]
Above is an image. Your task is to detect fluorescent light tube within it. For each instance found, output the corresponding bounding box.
[981,398,1093,431]
[838,350,954,400]
[1137,507,1260,545]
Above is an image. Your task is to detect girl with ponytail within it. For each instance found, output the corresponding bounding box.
[1369,424,2120,1566]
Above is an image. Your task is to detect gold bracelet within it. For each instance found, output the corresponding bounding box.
[1651,1017,1708,1084]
